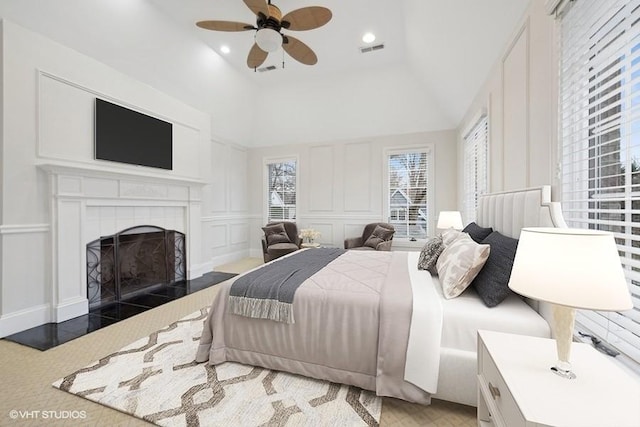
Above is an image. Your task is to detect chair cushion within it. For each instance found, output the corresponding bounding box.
[262,223,292,245]
[462,222,493,243]
[349,246,376,251]
[472,231,519,307]
[266,242,299,259]
[363,225,394,249]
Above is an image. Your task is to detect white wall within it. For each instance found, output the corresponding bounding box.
[0,21,249,336]
[251,64,454,147]
[247,130,458,255]
[0,0,257,145]
[457,0,557,200]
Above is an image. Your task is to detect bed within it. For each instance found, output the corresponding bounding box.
[196,186,566,407]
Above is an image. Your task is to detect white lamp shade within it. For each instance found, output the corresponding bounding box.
[255,28,282,52]
[508,227,633,311]
[437,211,463,230]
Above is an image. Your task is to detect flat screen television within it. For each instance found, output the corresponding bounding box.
[95,98,173,170]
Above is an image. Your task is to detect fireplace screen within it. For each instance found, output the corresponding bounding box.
[86,225,186,308]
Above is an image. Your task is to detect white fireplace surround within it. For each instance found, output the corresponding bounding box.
[37,160,206,323]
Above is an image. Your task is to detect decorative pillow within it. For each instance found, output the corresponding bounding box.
[442,229,466,246]
[473,231,519,307]
[364,225,394,249]
[436,234,490,299]
[262,223,292,245]
[462,222,493,243]
[417,235,444,273]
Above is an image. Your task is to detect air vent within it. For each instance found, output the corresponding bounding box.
[359,43,385,54]
[257,65,277,72]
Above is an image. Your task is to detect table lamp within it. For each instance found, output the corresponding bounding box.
[437,211,463,230]
[508,227,633,379]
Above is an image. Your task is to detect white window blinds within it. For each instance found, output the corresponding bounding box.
[463,116,489,224]
[387,150,430,239]
[267,160,297,223]
[560,0,640,369]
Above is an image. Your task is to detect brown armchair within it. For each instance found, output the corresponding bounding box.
[261,221,302,262]
[344,223,395,251]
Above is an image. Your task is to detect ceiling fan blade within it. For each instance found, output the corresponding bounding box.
[247,43,268,69]
[243,0,269,17]
[281,7,332,31]
[196,20,255,32]
[282,35,318,65]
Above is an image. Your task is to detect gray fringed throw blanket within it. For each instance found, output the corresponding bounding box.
[228,248,345,323]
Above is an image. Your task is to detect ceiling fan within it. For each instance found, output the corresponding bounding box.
[196,0,332,69]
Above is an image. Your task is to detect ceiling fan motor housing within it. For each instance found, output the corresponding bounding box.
[257,4,283,32]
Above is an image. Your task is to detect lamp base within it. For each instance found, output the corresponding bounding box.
[550,365,577,379]
[551,304,577,379]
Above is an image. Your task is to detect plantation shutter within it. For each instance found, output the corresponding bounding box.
[560,0,640,369]
[267,160,297,223]
[387,150,430,239]
[462,116,489,224]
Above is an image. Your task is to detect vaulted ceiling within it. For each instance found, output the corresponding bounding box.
[0,0,530,145]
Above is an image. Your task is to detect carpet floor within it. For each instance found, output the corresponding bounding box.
[0,258,476,426]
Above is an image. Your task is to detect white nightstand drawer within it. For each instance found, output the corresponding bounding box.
[479,344,526,427]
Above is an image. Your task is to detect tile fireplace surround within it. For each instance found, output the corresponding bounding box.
[36,161,206,325]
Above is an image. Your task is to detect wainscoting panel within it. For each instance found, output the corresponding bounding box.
[306,223,334,246]
[502,22,530,190]
[344,142,372,212]
[229,146,248,213]
[207,141,229,213]
[309,145,334,212]
[230,223,249,246]
[36,71,203,180]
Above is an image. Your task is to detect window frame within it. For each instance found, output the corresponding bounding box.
[382,145,435,243]
[263,156,299,224]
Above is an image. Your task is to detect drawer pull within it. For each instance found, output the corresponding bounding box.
[488,382,501,399]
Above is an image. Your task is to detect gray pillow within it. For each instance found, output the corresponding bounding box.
[417,235,444,274]
[262,223,292,245]
[462,222,493,243]
[472,231,518,307]
[364,225,394,249]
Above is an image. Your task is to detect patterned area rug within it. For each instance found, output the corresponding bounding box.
[53,308,382,426]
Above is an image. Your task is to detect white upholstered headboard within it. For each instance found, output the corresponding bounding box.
[475,185,567,329]
[476,185,567,239]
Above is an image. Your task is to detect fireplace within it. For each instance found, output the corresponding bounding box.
[86,225,186,309]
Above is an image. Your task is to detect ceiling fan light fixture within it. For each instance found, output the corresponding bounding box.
[255,28,282,52]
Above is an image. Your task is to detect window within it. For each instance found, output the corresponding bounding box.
[462,116,489,223]
[386,148,433,239]
[559,0,640,371]
[266,159,297,223]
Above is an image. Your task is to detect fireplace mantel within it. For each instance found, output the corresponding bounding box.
[36,159,206,187]
[38,159,205,323]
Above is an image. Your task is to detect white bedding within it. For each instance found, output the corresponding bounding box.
[403,251,550,400]
[439,282,551,352]
[404,252,444,393]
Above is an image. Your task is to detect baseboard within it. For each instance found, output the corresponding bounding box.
[0,303,50,337]
[212,249,252,269]
[249,248,263,259]
[54,297,88,322]
[189,261,214,279]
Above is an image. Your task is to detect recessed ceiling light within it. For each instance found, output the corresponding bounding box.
[362,32,376,44]
[220,45,230,54]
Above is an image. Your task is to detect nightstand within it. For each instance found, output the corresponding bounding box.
[477,330,640,427]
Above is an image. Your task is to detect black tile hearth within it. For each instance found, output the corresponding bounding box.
[3,270,237,351]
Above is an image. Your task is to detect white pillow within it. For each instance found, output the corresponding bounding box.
[441,229,466,246]
[436,234,490,299]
